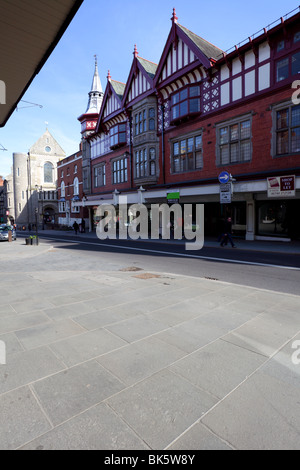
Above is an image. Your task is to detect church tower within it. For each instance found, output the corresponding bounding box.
[78,56,103,137]
[78,56,103,196]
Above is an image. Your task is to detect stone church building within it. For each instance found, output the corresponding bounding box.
[6,128,65,227]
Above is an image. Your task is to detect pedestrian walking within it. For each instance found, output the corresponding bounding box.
[73,221,79,235]
[81,218,86,233]
[220,217,236,248]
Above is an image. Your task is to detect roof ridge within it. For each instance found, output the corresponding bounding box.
[137,56,158,66]
[178,23,223,53]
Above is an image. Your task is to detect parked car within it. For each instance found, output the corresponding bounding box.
[0,225,17,241]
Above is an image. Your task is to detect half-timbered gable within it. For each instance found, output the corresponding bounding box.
[155,9,223,131]
[91,75,127,161]
[122,46,157,107]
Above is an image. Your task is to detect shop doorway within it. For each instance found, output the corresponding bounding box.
[257,200,300,240]
[204,202,246,238]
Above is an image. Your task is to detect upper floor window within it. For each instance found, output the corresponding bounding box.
[294,32,300,43]
[170,85,201,124]
[61,181,65,198]
[113,157,128,184]
[149,108,156,131]
[217,117,251,166]
[83,169,89,191]
[275,103,300,155]
[135,147,156,179]
[135,110,147,135]
[73,177,79,196]
[94,164,106,188]
[44,162,54,183]
[134,107,156,135]
[110,123,126,149]
[276,51,300,82]
[171,133,203,173]
[74,165,78,174]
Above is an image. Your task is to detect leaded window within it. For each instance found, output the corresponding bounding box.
[217,118,251,165]
[172,134,203,173]
[94,165,106,187]
[113,158,128,184]
[276,104,300,155]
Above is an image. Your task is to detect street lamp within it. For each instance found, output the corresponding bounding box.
[35,207,39,244]
[35,185,44,230]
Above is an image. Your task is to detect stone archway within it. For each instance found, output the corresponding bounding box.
[43,206,56,226]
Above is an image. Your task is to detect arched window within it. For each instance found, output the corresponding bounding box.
[61,181,65,198]
[73,177,79,196]
[44,162,54,183]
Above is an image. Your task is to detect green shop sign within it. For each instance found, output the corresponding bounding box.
[167,192,180,203]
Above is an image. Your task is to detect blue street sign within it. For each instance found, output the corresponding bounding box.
[218,171,230,184]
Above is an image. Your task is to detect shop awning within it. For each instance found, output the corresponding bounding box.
[0,0,84,127]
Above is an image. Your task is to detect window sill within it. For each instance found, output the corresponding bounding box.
[171,168,203,175]
[170,112,201,127]
[110,142,127,150]
[134,175,158,184]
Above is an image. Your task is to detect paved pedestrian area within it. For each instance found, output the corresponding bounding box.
[0,239,299,450]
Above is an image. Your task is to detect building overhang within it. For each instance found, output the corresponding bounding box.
[0,0,84,127]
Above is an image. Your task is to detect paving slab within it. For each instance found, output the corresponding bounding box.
[107,369,217,449]
[167,422,232,450]
[169,339,267,400]
[20,403,150,450]
[15,318,85,350]
[0,346,66,396]
[0,386,52,450]
[32,361,125,426]
[201,366,300,450]
[49,328,127,367]
[97,337,186,386]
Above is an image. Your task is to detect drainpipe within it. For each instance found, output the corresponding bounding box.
[161,104,165,185]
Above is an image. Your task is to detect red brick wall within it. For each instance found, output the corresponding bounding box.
[160,85,299,186]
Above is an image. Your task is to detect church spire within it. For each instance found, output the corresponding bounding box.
[85,55,103,114]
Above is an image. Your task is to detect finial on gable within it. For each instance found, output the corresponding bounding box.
[171,8,178,24]
[133,44,139,58]
[107,70,111,81]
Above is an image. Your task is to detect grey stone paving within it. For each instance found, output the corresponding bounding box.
[0,239,299,450]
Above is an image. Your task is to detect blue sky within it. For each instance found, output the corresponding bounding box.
[0,0,299,177]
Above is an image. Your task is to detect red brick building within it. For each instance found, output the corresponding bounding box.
[78,8,300,240]
[57,147,88,229]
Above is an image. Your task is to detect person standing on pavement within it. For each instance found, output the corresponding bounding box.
[220,217,236,248]
[73,221,79,235]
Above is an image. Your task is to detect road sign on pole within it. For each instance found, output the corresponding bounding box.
[220,182,232,204]
[218,171,230,184]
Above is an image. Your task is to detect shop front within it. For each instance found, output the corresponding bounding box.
[255,175,300,241]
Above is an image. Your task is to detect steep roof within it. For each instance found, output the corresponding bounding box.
[110,80,126,101]
[177,24,223,61]
[137,57,158,80]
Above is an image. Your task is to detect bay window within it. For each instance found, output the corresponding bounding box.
[110,123,127,149]
[171,85,201,124]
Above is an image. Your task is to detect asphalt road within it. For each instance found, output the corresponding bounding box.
[20,233,300,296]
